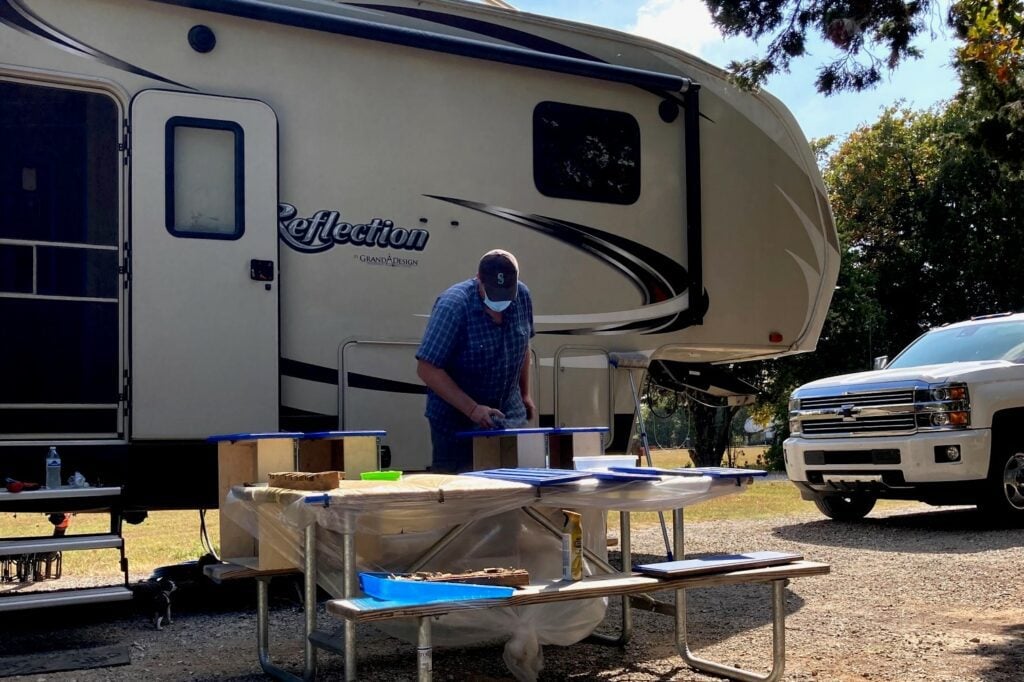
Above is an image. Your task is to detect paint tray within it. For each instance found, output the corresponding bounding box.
[360,470,403,481]
[359,572,514,604]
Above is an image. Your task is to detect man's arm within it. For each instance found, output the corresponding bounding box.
[417,359,504,428]
[519,347,535,422]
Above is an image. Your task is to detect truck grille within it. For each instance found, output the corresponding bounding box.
[793,385,923,438]
[799,389,915,410]
[801,415,917,436]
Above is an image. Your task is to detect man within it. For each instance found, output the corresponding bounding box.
[416,249,536,473]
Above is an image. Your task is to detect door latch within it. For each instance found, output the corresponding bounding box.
[250,259,274,282]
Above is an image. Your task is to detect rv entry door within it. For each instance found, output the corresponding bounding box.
[130,91,279,439]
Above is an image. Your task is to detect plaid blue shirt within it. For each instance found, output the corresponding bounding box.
[417,279,534,431]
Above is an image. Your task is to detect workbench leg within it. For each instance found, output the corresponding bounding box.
[674,579,787,682]
[343,531,357,682]
[417,616,433,681]
[256,577,302,682]
[302,525,318,681]
[587,511,634,646]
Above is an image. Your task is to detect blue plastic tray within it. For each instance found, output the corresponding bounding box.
[359,572,515,604]
[461,468,593,486]
[609,466,767,479]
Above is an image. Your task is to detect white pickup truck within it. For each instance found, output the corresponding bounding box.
[784,312,1024,523]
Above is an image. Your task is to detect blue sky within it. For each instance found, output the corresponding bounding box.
[503,0,962,142]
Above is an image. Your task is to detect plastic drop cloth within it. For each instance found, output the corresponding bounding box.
[224,473,751,681]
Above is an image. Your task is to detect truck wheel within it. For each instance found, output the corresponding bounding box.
[812,494,876,521]
[978,447,1024,525]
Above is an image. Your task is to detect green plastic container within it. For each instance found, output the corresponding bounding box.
[360,470,403,481]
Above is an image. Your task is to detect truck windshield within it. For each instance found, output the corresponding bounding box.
[887,321,1024,368]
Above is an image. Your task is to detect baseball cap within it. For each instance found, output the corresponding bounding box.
[478,249,519,302]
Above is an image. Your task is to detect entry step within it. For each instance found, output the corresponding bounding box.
[0,585,133,612]
[0,533,123,557]
[0,486,122,503]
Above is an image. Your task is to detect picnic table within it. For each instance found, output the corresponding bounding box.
[216,469,827,681]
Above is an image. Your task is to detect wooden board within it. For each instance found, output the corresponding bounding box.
[397,568,530,587]
[0,644,130,677]
[327,560,831,623]
[268,470,343,491]
[217,438,295,568]
[204,557,302,583]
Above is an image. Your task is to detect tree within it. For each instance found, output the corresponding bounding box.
[751,99,1024,467]
[700,0,1023,97]
[951,0,1024,175]
[703,0,936,93]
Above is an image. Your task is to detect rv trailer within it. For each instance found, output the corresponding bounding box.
[0,0,839,509]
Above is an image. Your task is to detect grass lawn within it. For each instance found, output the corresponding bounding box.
[0,453,919,579]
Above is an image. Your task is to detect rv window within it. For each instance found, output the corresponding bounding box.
[533,101,640,205]
[166,118,244,239]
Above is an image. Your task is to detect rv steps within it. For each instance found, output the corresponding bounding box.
[0,534,123,557]
[0,485,129,613]
[0,585,133,612]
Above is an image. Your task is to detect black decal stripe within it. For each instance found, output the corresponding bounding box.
[152,0,687,93]
[429,197,705,335]
[280,406,338,433]
[428,196,688,302]
[0,0,186,87]
[346,3,717,116]
[347,372,428,395]
[348,3,599,62]
[281,357,339,385]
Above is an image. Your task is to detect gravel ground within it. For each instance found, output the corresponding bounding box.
[2,504,1022,681]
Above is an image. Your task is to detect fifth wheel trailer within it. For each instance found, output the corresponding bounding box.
[0,0,839,509]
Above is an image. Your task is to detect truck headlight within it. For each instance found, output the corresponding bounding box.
[931,385,967,401]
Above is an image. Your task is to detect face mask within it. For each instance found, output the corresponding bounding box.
[484,296,512,312]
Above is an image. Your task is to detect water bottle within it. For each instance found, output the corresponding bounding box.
[45,446,61,490]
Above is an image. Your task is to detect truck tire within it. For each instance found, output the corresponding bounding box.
[812,494,876,521]
[977,446,1024,525]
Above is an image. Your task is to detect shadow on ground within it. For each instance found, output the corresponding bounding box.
[976,622,1024,682]
[0,575,300,660]
[772,507,1023,553]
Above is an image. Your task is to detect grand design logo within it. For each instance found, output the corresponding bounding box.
[278,204,429,253]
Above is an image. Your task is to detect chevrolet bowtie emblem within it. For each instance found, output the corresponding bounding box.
[838,403,859,421]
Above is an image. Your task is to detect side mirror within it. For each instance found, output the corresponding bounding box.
[872,355,889,370]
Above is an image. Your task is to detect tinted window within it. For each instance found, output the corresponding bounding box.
[533,101,640,205]
[887,321,1024,368]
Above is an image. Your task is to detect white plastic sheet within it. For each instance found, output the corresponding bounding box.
[224,473,751,681]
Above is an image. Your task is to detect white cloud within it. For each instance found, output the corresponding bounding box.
[627,0,724,56]
[626,0,759,67]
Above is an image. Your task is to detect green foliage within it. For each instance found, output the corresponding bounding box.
[703,0,934,93]
[746,99,1024,466]
[702,0,1024,105]
[951,0,1024,176]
